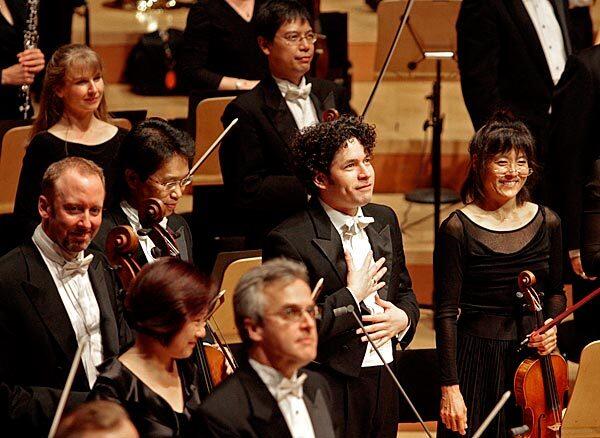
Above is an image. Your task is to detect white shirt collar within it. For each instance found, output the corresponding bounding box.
[274,75,308,97]
[32,224,86,265]
[318,199,367,234]
[249,358,300,390]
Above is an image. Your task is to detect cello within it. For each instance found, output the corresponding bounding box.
[514,271,569,438]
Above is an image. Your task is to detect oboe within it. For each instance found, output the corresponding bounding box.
[19,0,40,119]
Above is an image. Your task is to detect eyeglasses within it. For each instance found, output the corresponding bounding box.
[279,31,318,46]
[491,167,534,177]
[148,175,193,192]
[265,304,319,322]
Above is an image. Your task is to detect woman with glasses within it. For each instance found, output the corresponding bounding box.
[14,44,126,238]
[90,257,217,437]
[93,118,195,265]
[434,114,566,437]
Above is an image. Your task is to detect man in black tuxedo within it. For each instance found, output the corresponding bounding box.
[0,157,131,435]
[93,119,194,264]
[220,0,351,247]
[198,258,337,438]
[457,0,571,153]
[263,116,420,437]
[549,45,600,357]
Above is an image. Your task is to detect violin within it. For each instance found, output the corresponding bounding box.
[514,271,568,438]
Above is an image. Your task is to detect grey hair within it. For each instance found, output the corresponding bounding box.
[233,258,309,347]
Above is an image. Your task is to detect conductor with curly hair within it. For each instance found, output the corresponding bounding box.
[263,115,419,438]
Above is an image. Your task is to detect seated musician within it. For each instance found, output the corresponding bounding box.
[93,118,194,264]
[0,157,131,435]
[263,116,419,437]
[89,257,216,436]
[219,0,351,247]
[55,400,139,438]
[198,258,337,437]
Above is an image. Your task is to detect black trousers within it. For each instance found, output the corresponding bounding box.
[319,363,399,438]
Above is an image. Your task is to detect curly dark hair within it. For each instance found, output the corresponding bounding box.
[291,115,377,194]
[460,112,539,206]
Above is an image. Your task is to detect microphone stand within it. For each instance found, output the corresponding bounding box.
[471,391,511,438]
[341,305,432,437]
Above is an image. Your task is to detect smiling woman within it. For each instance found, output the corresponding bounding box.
[14,44,127,241]
[434,113,566,437]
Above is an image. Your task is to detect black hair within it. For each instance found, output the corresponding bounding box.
[115,118,195,200]
[460,112,538,206]
[255,0,312,41]
[291,115,377,195]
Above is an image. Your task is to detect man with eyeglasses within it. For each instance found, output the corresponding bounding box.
[219,0,351,248]
[198,258,337,438]
[93,118,195,265]
[263,116,420,438]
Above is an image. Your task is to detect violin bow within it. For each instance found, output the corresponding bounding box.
[187,118,238,178]
[520,284,600,347]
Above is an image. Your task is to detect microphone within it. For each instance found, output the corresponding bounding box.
[471,391,511,438]
[334,304,433,437]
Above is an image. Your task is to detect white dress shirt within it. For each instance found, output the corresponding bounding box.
[120,200,168,263]
[274,76,319,130]
[320,200,409,367]
[249,359,315,438]
[32,225,103,388]
[522,0,567,85]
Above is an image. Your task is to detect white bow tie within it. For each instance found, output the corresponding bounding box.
[275,373,307,401]
[342,216,374,238]
[284,82,312,101]
[61,254,94,279]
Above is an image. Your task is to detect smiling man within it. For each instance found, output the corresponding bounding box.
[263,116,420,438]
[219,0,351,247]
[0,157,131,435]
[198,258,337,438]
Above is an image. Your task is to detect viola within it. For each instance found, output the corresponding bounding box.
[514,271,568,438]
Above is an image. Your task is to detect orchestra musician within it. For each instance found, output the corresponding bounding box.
[14,43,126,240]
[89,257,215,436]
[263,116,419,438]
[198,258,337,438]
[434,114,566,437]
[0,157,131,435]
[93,118,194,264]
[55,400,139,438]
[0,0,45,120]
[219,0,351,247]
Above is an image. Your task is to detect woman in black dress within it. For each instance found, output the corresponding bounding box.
[90,257,216,437]
[14,43,126,237]
[180,0,268,91]
[0,0,45,119]
[434,116,566,437]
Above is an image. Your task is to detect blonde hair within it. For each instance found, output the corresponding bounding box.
[33,44,110,136]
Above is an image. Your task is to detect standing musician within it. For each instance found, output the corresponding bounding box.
[263,116,419,438]
[0,157,131,435]
[93,118,194,264]
[0,0,45,120]
[90,258,216,436]
[434,114,565,437]
[219,0,351,247]
[198,258,337,438]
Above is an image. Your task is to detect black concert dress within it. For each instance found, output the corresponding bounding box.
[434,206,566,438]
[180,0,268,90]
[13,128,127,238]
[89,357,208,437]
[0,0,26,120]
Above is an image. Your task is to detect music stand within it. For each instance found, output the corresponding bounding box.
[375,0,461,234]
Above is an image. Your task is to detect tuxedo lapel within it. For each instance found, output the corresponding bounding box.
[167,216,191,263]
[307,78,335,121]
[20,244,78,362]
[239,366,293,438]
[303,380,335,438]
[308,200,347,285]
[363,206,392,301]
[262,77,299,148]
[508,0,554,87]
[87,256,119,358]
